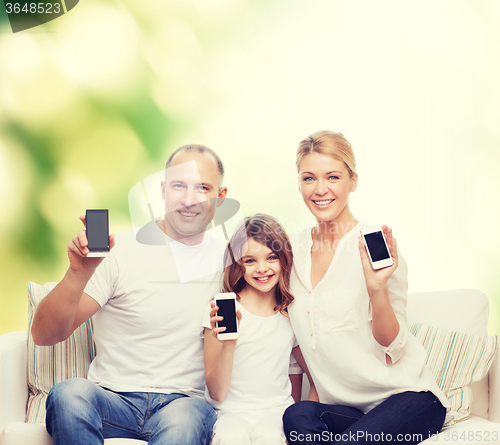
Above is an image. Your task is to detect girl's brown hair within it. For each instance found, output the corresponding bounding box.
[222,214,294,315]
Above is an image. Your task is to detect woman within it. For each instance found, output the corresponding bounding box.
[283,131,449,445]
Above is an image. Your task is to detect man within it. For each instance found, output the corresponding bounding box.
[31,144,228,445]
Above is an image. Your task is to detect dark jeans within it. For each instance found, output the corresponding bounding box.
[283,391,446,445]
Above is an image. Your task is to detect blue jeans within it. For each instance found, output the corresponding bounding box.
[46,378,217,445]
[283,391,446,445]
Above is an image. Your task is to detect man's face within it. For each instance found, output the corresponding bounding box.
[162,151,226,242]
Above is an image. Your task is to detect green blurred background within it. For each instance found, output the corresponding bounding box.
[1,0,499,335]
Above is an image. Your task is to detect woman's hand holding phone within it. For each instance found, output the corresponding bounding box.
[359,225,401,353]
[67,215,115,277]
[358,225,398,295]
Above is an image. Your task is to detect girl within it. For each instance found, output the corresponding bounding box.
[203,214,315,445]
[282,130,449,445]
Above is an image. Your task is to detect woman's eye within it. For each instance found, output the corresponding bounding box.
[303,177,314,182]
[328,176,339,181]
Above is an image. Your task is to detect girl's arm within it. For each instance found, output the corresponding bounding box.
[358,226,403,365]
[292,346,319,402]
[204,302,241,402]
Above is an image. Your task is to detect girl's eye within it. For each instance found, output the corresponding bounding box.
[268,255,279,261]
[244,259,255,264]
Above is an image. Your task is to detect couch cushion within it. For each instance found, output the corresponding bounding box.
[409,322,498,424]
[0,422,147,445]
[0,422,52,445]
[407,289,491,418]
[419,415,500,445]
[26,282,95,423]
[0,331,29,429]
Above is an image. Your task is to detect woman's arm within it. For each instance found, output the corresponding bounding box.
[289,374,303,402]
[292,346,319,401]
[358,226,405,365]
[368,286,399,365]
[203,302,241,402]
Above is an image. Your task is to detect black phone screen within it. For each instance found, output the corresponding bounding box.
[86,210,109,252]
[364,231,390,262]
[216,298,237,333]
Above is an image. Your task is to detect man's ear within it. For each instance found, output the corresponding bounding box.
[217,187,228,207]
[161,180,166,200]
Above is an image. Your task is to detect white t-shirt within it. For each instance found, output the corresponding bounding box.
[84,222,225,397]
[288,222,449,414]
[202,300,296,413]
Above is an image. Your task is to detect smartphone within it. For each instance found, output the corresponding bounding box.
[215,292,238,341]
[86,209,110,257]
[360,226,393,270]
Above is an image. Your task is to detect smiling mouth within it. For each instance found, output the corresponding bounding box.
[313,199,334,206]
[254,275,274,283]
[177,210,199,217]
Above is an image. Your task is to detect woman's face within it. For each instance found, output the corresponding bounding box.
[298,152,358,223]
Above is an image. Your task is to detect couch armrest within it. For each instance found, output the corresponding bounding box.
[490,342,500,423]
[0,331,28,429]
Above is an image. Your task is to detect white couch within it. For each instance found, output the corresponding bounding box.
[1,289,499,445]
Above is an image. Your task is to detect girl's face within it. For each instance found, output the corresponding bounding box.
[298,152,358,224]
[241,238,282,295]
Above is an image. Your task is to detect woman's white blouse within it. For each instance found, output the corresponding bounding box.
[288,222,449,414]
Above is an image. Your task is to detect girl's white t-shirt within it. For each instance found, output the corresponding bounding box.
[202,301,296,413]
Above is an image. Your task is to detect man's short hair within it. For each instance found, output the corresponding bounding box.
[165,144,225,188]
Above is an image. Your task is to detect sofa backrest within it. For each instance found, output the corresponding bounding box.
[407,289,489,336]
[407,289,491,419]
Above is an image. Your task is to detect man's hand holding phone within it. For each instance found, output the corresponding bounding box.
[32,211,114,346]
[67,212,115,276]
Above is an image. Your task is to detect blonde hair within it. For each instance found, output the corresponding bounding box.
[296,130,356,178]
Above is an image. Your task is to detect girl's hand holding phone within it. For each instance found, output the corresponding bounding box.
[209,301,242,344]
[358,225,398,295]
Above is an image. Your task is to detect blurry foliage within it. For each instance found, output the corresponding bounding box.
[7,123,58,176]
[16,208,58,265]
[1,0,499,337]
[0,0,280,334]
[98,95,175,162]
[0,0,245,334]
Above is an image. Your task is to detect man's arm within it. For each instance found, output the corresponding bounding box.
[31,276,101,346]
[31,215,114,346]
